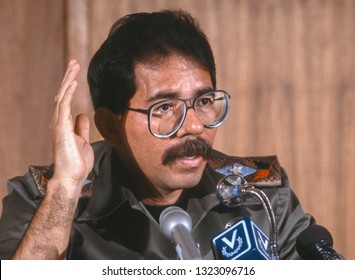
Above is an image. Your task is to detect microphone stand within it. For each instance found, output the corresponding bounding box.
[216,174,280,260]
[241,185,279,260]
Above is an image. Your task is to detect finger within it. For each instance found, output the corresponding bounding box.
[60,59,77,88]
[55,61,80,105]
[74,114,90,143]
[52,61,80,125]
[54,80,78,128]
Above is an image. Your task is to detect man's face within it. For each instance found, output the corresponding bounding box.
[117,54,217,203]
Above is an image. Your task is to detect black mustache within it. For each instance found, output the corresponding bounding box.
[162,137,212,166]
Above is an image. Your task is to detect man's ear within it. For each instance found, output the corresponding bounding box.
[94,107,123,146]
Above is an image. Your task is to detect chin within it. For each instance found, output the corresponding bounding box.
[169,171,204,190]
[173,161,207,186]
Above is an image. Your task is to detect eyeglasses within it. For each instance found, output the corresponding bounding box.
[126,90,230,138]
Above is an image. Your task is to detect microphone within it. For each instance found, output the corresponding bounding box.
[159,206,202,260]
[216,174,279,259]
[211,216,270,260]
[296,224,344,260]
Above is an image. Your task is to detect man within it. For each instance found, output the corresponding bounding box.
[0,10,313,259]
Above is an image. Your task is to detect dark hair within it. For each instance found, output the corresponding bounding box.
[87,10,216,114]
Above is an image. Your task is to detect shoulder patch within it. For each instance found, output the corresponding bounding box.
[208,155,281,186]
[29,165,96,197]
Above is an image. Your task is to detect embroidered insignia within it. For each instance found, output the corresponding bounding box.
[215,163,257,177]
[209,155,281,186]
[251,160,272,181]
[29,165,95,197]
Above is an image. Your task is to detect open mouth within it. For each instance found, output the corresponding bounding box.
[162,137,212,166]
[174,155,204,168]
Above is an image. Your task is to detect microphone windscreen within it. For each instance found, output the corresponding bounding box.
[159,206,192,240]
[296,224,334,259]
[159,206,202,260]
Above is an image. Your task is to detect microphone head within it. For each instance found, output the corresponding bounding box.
[296,224,334,259]
[216,174,246,208]
[159,206,192,241]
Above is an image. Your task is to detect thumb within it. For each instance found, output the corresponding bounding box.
[74,114,90,142]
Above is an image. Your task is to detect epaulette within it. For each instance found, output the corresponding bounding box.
[208,155,281,187]
[29,165,96,197]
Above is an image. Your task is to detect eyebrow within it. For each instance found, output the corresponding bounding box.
[145,87,214,104]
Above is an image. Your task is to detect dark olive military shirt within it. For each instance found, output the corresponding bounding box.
[0,141,314,259]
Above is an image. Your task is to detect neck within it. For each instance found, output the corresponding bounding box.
[140,189,184,206]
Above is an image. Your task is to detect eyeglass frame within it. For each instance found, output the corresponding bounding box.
[126,90,231,138]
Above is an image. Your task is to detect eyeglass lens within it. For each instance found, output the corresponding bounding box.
[149,91,228,137]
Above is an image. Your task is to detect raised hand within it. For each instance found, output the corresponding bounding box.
[12,60,94,259]
[50,59,94,196]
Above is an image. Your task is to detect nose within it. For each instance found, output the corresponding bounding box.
[176,107,204,137]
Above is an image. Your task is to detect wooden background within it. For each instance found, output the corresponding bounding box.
[0,0,354,259]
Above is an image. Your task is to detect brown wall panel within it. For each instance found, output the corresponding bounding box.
[0,0,66,207]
